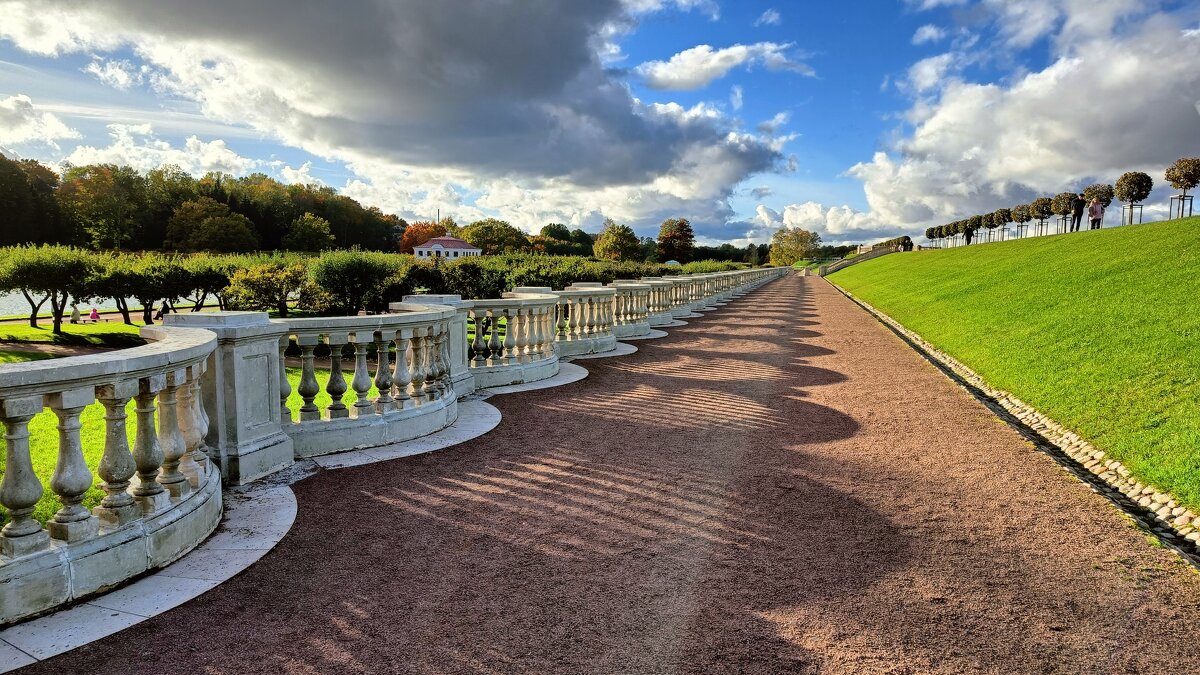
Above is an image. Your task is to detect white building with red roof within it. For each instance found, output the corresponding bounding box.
[412,236,482,260]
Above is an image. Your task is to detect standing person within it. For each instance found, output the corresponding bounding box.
[1088,197,1105,230]
[1071,193,1086,232]
[963,226,973,245]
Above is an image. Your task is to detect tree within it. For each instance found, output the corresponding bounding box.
[398,221,447,254]
[1052,192,1075,218]
[144,165,199,249]
[282,212,336,251]
[1116,171,1154,224]
[189,214,260,253]
[1011,204,1031,237]
[0,245,97,333]
[592,219,641,261]
[768,226,821,265]
[746,243,760,265]
[1029,197,1053,225]
[1083,183,1115,208]
[461,218,530,254]
[1165,157,1200,216]
[311,250,405,315]
[640,236,658,262]
[540,223,572,241]
[656,217,695,264]
[57,164,149,249]
[569,228,594,250]
[164,197,230,250]
[225,261,321,317]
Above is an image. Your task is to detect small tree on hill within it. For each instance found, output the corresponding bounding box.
[1083,184,1115,208]
[1165,157,1200,197]
[656,217,696,264]
[1011,204,1031,238]
[1029,197,1053,234]
[592,219,641,261]
[1115,171,1153,224]
[1052,192,1075,232]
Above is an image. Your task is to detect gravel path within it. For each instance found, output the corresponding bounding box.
[27,275,1200,674]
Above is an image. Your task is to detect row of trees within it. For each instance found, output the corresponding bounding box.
[0,154,403,251]
[0,246,750,333]
[925,158,1200,245]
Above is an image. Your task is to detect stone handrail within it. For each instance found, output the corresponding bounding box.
[607,281,652,338]
[819,246,900,276]
[1,325,221,626]
[275,305,460,458]
[554,284,618,356]
[638,277,677,326]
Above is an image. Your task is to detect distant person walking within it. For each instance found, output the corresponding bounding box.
[1070,193,1086,232]
[1088,198,1105,230]
[963,227,973,245]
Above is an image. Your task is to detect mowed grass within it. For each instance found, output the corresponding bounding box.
[0,322,145,348]
[0,350,55,365]
[829,216,1200,509]
[0,367,373,525]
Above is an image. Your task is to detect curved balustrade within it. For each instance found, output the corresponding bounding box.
[554,284,618,356]
[466,292,560,388]
[638,277,677,326]
[1,325,220,626]
[607,281,652,338]
[277,305,460,458]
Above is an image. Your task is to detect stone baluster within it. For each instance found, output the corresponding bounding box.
[431,324,446,398]
[0,396,51,557]
[556,301,569,339]
[513,306,528,363]
[189,363,211,473]
[440,321,454,393]
[95,381,140,528]
[279,336,293,423]
[46,387,100,542]
[326,333,349,419]
[470,311,487,365]
[486,309,502,366]
[373,331,394,413]
[503,307,518,364]
[296,336,321,422]
[350,333,374,417]
[411,328,428,403]
[156,370,192,500]
[393,328,413,409]
[176,368,203,488]
[566,298,579,340]
[540,305,554,357]
[581,298,594,336]
[132,375,168,513]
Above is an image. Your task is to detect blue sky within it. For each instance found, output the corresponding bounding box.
[1,0,1198,245]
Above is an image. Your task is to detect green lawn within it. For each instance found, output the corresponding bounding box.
[0,322,145,348]
[0,367,375,526]
[829,216,1200,509]
[0,350,55,364]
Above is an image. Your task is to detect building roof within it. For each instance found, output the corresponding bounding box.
[415,236,480,250]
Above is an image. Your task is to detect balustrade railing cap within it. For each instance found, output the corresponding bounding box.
[398,294,468,308]
[510,286,553,293]
[281,306,455,333]
[567,282,604,288]
[606,281,650,289]
[165,311,288,340]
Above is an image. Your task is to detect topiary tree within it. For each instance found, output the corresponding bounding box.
[1029,197,1053,234]
[1165,157,1200,218]
[1082,183,1114,208]
[1011,204,1031,238]
[0,245,98,332]
[1115,171,1153,224]
[1051,192,1075,233]
[225,260,324,317]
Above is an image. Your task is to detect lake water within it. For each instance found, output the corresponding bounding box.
[0,292,134,317]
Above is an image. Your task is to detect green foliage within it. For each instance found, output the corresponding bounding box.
[1029,197,1053,220]
[1011,203,1031,224]
[164,197,229,250]
[592,219,641,261]
[830,216,1200,510]
[225,259,323,317]
[540,223,571,240]
[440,258,513,299]
[310,250,405,315]
[1115,171,1153,204]
[57,164,148,249]
[461,218,531,254]
[0,154,72,246]
[1083,184,1115,208]
[769,226,821,266]
[282,212,336,252]
[656,217,696,264]
[1052,191,1076,216]
[679,260,742,274]
[994,208,1012,227]
[1164,157,1200,195]
[0,245,97,332]
[190,214,259,253]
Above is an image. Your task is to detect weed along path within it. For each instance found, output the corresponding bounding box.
[23,274,1200,674]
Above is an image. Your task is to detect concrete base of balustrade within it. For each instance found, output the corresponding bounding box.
[620,329,669,340]
[556,333,617,356]
[220,430,294,487]
[450,370,475,399]
[613,322,651,338]
[647,311,674,326]
[287,396,459,459]
[0,465,223,628]
[670,307,694,318]
[471,356,561,389]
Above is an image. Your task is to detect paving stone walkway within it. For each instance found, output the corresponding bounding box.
[23,275,1200,674]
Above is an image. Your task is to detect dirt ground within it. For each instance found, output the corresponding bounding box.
[26,275,1200,674]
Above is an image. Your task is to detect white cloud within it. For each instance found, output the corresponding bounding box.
[636,42,813,90]
[62,124,259,176]
[755,9,781,26]
[903,52,961,93]
[0,94,79,148]
[280,161,325,186]
[756,112,790,135]
[730,84,743,111]
[912,24,947,44]
[83,58,143,90]
[754,202,899,243]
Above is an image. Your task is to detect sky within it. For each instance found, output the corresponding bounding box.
[1,0,1198,246]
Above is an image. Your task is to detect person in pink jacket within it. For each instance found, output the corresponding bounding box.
[1088,198,1105,230]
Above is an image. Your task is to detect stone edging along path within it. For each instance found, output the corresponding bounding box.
[826,280,1200,567]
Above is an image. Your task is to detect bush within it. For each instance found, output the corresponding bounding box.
[310,249,405,315]
[226,259,324,317]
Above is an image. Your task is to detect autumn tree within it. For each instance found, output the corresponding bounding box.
[398,221,447,254]
[592,219,641,261]
[656,217,696,264]
[768,226,821,265]
[1083,184,1115,208]
[57,164,149,249]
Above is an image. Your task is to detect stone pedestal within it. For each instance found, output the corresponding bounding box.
[398,295,475,398]
[164,312,294,485]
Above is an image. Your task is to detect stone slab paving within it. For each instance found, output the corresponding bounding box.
[18,274,1200,674]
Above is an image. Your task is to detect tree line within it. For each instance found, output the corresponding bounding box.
[0,246,751,334]
[925,157,1200,246]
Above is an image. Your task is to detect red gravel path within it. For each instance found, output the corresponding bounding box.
[26,275,1200,674]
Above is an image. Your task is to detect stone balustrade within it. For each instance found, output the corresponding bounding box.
[0,324,221,626]
[276,303,461,458]
[0,265,787,627]
[607,281,653,338]
[464,292,561,388]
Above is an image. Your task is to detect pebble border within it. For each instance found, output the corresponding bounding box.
[828,281,1200,564]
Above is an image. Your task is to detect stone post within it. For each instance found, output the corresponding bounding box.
[398,295,475,398]
[164,312,294,485]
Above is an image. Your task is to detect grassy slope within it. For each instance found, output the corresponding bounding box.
[0,322,145,348]
[829,217,1200,508]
